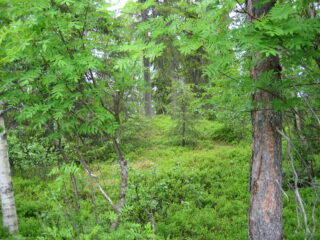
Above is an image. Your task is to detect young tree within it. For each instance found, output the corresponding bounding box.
[169,83,198,146]
[0,0,137,231]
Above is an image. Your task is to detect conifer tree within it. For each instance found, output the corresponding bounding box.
[246,0,283,238]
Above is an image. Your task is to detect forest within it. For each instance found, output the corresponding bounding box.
[0,0,319,239]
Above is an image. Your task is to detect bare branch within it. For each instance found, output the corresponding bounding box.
[293,85,320,126]
[277,128,311,238]
[75,146,117,211]
[234,0,261,21]
[0,106,21,116]
[276,179,289,201]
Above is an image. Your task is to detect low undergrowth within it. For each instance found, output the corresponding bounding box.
[0,116,319,239]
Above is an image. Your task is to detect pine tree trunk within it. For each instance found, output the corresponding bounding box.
[141,0,153,117]
[0,106,19,234]
[246,1,283,239]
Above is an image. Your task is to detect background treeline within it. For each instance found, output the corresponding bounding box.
[0,0,319,239]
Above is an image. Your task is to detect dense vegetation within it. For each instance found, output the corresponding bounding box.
[0,116,318,240]
[0,0,319,239]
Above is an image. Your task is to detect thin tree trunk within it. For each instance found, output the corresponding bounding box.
[246,1,283,240]
[141,1,153,117]
[143,56,153,117]
[0,106,19,234]
[308,2,320,69]
[110,136,128,230]
[59,143,81,211]
[70,173,80,211]
[74,142,98,224]
[110,90,128,230]
[148,210,156,240]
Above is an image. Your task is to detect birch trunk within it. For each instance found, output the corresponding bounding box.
[246,1,283,239]
[0,107,19,234]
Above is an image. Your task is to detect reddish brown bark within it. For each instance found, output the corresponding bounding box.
[246,1,283,239]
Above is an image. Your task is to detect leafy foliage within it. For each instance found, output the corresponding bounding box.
[0,0,319,239]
